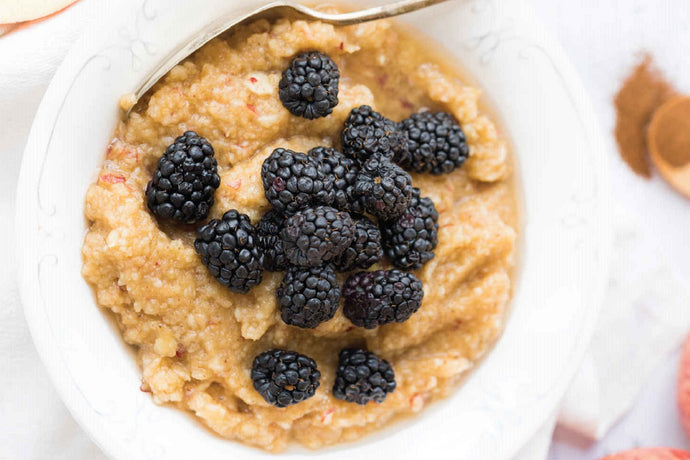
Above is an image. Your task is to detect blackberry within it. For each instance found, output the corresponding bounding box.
[333,349,396,405]
[351,156,413,220]
[194,210,264,293]
[261,148,334,214]
[308,146,359,211]
[281,206,355,267]
[277,264,341,329]
[251,349,321,407]
[279,51,340,119]
[146,131,220,223]
[333,216,383,272]
[342,270,423,329]
[399,111,470,174]
[381,188,439,270]
[256,210,289,272]
[341,105,408,163]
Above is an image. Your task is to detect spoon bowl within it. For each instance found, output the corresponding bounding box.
[648,95,690,198]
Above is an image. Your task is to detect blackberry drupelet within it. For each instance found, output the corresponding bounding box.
[341,105,408,163]
[146,131,220,223]
[256,210,289,272]
[333,215,383,272]
[251,349,321,407]
[344,186,367,215]
[332,349,396,405]
[399,111,470,174]
[194,210,264,294]
[308,146,359,211]
[351,155,413,221]
[277,264,341,329]
[280,206,355,267]
[279,51,340,119]
[342,269,423,329]
[381,187,439,270]
[261,148,334,214]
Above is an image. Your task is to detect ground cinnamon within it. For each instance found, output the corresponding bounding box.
[614,55,676,177]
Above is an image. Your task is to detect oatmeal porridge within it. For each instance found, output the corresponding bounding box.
[82,10,518,452]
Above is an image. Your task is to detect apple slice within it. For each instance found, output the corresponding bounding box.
[0,0,77,25]
[679,334,690,438]
[600,448,690,460]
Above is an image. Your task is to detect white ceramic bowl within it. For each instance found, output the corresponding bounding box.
[16,0,611,458]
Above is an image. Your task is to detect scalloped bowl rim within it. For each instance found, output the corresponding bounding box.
[15,0,611,458]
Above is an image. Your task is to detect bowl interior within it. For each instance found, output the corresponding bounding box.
[16,0,609,459]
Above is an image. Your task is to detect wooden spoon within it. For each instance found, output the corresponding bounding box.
[648,95,690,198]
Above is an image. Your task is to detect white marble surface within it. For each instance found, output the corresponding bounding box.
[1,1,690,459]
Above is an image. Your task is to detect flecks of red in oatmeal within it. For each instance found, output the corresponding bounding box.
[378,74,388,87]
[409,393,425,411]
[100,174,126,184]
[321,408,335,424]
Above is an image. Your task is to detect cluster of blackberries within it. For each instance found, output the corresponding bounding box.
[144,51,471,409]
[257,143,429,332]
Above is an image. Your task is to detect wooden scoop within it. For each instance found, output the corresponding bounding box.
[648,95,690,198]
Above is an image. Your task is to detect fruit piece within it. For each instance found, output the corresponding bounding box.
[332,348,396,405]
[1,0,77,24]
[277,264,341,329]
[279,51,340,119]
[256,210,289,272]
[308,146,359,212]
[251,349,321,407]
[194,210,264,293]
[351,155,413,221]
[333,215,383,272]
[678,333,690,438]
[399,111,470,174]
[600,448,690,460]
[381,187,439,270]
[145,131,220,223]
[341,105,408,163]
[280,206,355,267]
[261,148,334,214]
[343,269,423,329]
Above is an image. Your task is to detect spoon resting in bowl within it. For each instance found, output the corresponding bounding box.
[124,0,453,116]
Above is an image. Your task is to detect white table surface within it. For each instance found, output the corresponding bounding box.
[1,1,690,459]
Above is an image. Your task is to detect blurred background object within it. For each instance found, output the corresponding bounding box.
[0,0,78,25]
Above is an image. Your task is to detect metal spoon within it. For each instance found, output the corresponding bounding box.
[127,0,453,115]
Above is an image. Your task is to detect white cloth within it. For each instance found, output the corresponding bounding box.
[0,1,106,459]
[559,205,690,440]
[1,1,690,459]
[515,205,690,460]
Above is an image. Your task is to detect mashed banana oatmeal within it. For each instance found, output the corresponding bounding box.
[82,11,518,452]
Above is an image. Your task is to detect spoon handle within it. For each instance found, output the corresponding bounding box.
[293,0,455,26]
